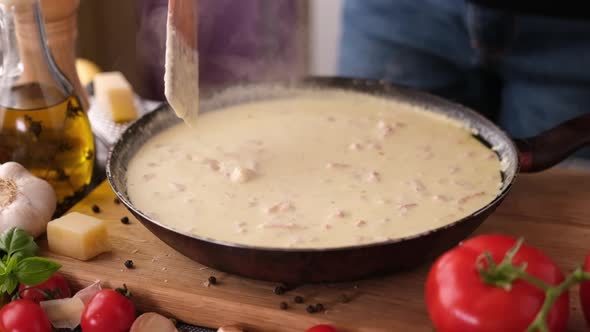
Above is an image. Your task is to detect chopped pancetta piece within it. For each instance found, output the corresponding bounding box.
[349,143,363,151]
[169,182,187,192]
[449,166,461,175]
[330,210,347,219]
[229,167,257,183]
[265,201,294,214]
[366,171,381,183]
[202,159,220,171]
[142,173,156,181]
[376,120,395,137]
[409,180,426,193]
[485,152,497,160]
[398,203,418,210]
[376,198,392,205]
[432,195,451,202]
[366,141,382,150]
[458,192,486,204]
[325,162,351,169]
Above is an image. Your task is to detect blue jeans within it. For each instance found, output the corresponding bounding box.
[339,0,590,156]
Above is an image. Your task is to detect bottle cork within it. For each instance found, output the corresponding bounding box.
[40,0,89,110]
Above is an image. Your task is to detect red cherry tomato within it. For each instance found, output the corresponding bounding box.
[425,234,568,332]
[80,289,136,332]
[18,272,71,303]
[0,299,51,332]
[305,325,337,332]
[580,253,590,326]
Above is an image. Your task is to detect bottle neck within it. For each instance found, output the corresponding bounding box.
[0,0,73,108]
[41,0,88,110]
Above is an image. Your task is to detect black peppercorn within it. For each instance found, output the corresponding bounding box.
[124,260,134,269]
[208,276,217,285]
[315,303,324,312]
[91,205,100,213]
[114,197,121,205]
[306,305,316,314]
[120,216,130,225]
[274,285,286,295]
[279,302,288,310]
[294,295,304,304]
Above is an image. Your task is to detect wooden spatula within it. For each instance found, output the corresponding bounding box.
[164,0,199,124]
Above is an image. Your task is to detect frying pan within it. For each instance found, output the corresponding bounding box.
[107,77,590,284]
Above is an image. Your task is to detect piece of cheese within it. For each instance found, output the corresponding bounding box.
[94,71,138,123]
[76,58,102,86]
[47,212,111,261]
[40,297,85,329]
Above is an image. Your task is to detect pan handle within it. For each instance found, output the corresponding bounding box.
[514,113,590,173]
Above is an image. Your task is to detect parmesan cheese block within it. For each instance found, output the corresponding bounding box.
[47,212,111,261]
[40,297,85,329]
[76,58,102,86]
[94,71,138,123]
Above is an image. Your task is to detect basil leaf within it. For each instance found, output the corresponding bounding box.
[0,274,17,295]
[0,260,7,276]
[0,228,14,253]
[3,275,18,295]
[0,228,38,259]
[0,275,7,294]
[4,256,18,274]
[14,257,61,286]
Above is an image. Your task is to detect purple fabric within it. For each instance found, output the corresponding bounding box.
[136,0,302,100]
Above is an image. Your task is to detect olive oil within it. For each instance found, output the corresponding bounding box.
[0,83,95,208]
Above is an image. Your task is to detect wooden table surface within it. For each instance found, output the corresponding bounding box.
[39,169,590,331]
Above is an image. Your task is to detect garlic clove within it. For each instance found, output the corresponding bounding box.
[130,313,179,332]
[17,175,56,221]
[0,161,26,178]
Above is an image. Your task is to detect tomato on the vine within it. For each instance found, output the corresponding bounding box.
[425,234,569,332]
[0,299,51,332]
[305,325,337,332]
[81,288,136,332]
[18,272,71,303]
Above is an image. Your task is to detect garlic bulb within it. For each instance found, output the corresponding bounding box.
[0,162,56,237]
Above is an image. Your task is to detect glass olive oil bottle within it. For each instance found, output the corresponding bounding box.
[0,0,95,213]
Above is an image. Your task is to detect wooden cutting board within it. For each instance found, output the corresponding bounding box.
[39,169,590,332]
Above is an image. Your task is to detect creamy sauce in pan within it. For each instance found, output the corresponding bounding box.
[127,91,502,249]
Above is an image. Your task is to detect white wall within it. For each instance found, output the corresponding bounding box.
[309,0,343,76]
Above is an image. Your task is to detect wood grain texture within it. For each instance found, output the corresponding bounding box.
[39,170,590,331]
[168,0,198,49]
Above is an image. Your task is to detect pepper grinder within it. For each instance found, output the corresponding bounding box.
[40,0,89,110]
